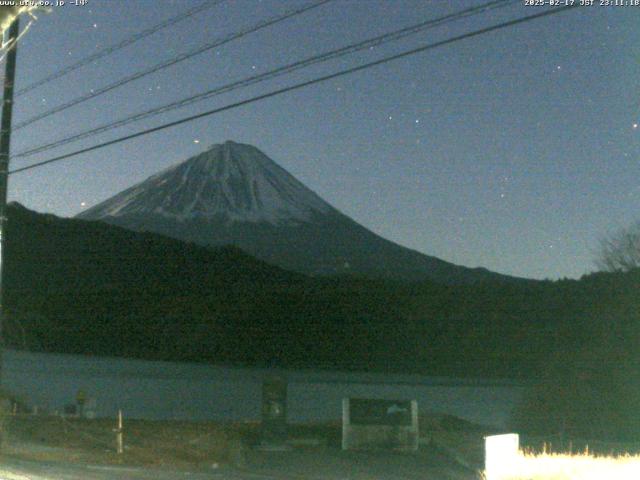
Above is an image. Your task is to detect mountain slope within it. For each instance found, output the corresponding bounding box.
[8,202,639,380]
[78,141,515,284]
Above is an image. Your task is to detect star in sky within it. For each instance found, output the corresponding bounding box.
[9,0,639,280]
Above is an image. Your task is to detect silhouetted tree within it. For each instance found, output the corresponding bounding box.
[596,222,640,272]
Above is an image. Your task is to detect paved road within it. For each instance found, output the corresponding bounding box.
[0,447,480,480]
[241,447,479,480]
[0,458,251,480]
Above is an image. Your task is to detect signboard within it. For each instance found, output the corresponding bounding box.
[342,398,419,452]
[349,399,413,426]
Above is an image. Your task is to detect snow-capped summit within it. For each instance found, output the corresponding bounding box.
[79,141,333,225]
[78,141,514,283]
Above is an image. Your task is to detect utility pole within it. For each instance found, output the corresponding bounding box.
[0,16,20,382]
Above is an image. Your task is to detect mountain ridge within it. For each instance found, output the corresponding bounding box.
[77,141,520,284]
[79,141,334,225]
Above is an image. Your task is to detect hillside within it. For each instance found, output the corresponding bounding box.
[3,203,639,380]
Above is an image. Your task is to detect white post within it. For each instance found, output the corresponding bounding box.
[341,398,350,451]
[116,409,123,454]
[410,400,419,451]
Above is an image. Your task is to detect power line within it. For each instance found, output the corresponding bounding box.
[14,0,518,160]
[12,0,333,131]
[15,0,227,98]
[9,4,578,176]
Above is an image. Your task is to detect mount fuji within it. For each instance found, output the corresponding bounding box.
[77,141,511,283]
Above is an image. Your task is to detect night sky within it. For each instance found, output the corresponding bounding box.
[5,0,639,280]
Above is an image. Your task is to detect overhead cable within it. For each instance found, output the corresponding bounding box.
[9,5,578,176]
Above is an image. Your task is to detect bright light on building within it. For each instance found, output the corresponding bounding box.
[485,433,519,480]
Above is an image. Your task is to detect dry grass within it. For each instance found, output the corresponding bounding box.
[485,450,640,480]
[2,414,245,469]
[0,415,344,469]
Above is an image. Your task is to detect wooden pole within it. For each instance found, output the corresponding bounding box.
[0,15,19,386]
